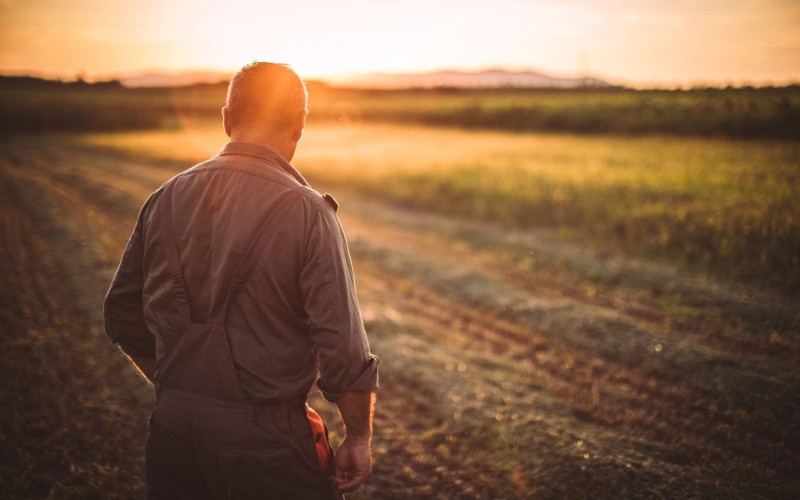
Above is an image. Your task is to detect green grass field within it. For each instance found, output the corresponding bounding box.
[6,78,800,293]
[2,131,797,498]
[83,121,800,295]
[3,76,799,139]
[2,79,799,497]
[308,85,800,139]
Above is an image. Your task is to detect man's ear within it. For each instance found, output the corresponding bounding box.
[292,111,306,142]
[222,106,232,138]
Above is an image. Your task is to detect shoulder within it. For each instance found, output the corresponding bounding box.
[297,188,340,214]
[295,189,347,245]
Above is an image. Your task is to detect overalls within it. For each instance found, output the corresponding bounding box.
[145,179,339,500]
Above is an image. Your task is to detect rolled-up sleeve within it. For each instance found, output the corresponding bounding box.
[300,199,379,402]
[103,198,155,358]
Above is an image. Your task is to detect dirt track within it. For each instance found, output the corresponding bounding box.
[1,136,798,499]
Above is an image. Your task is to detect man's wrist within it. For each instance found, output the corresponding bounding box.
[335,391,375,447]
[344,434,371,447]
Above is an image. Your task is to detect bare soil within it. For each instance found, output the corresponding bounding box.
[1,137,797,499]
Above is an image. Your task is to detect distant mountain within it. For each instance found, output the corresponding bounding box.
[336,69,612,89]
[120,70,231,88]
[118,68,612,89]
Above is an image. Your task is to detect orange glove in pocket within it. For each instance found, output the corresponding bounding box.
[306,406,332,471]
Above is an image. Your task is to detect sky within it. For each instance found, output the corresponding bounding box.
[0,0,798,87]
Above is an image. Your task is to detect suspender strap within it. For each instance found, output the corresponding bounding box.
[217,186,310,324]
[159,178,309,326]
[159,179,192,323]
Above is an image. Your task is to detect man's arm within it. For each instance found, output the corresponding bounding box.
[333,391,376,494]
[104,194,157,377]
[300,199,380,402]
[299,198,380,493]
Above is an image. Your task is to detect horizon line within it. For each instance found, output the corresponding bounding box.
[1,66,798,91]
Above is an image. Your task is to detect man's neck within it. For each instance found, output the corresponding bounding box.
[229,131,297,163]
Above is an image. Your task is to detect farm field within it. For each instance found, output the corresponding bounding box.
[1,122,799,499]
[84,121,800,294]
[3,77,799,140]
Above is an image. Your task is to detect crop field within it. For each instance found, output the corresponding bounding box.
[3,77,799,140]
[1,116,798,499]
[307,85,800,139]
[84,121,800,294]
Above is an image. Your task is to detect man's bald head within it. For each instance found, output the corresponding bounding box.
[225,62,307,134]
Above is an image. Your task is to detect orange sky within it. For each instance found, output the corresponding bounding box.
[1,0,798,86]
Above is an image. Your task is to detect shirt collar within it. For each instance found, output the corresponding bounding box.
[219,141,310,187]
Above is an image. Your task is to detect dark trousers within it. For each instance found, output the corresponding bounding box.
[145,389,340,500]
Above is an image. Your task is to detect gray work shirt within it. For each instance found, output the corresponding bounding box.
[103,141,379,403]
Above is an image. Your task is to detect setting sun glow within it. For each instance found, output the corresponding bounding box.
[1,0,799,86]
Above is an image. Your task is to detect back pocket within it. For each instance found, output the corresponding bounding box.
[217,445,293,475]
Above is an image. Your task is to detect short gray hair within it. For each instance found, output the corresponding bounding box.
[226,62,307,130]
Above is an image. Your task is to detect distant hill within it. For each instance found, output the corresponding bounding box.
[335,69,613,89]
[120,70,231,88]
[117,68,611,89]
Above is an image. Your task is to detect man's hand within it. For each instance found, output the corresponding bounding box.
[333,437,372,494]
[333,391,375,494]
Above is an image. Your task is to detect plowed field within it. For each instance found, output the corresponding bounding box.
[1,132,798,499]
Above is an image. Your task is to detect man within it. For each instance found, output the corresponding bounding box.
[104,62,379,499]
